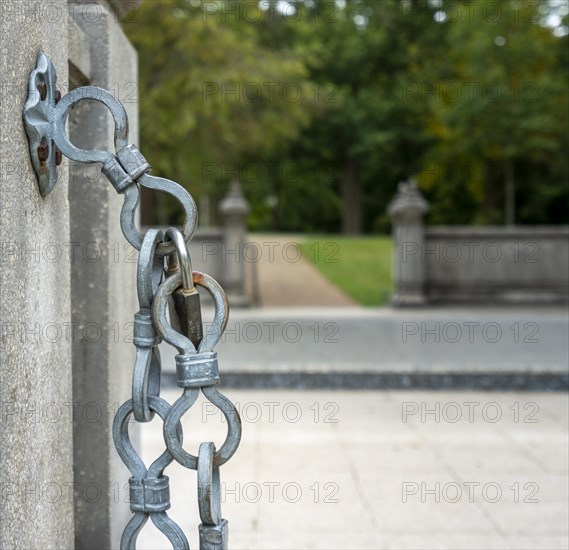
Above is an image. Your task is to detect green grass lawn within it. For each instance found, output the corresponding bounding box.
[300,236,393,306]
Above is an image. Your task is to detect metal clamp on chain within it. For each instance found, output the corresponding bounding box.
[129,476,171,513]
[24,51,242,550]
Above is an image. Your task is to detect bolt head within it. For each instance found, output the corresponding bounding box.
[37,138,49,163]
[37,82,47,101]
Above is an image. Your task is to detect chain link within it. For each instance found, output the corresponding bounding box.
[52,86,241,549]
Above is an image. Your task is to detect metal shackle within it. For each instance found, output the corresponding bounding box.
[164,227,194,291]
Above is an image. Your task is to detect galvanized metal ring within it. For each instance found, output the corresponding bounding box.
[53,86,128,165]
[132,347,161,423]
[138,173,198,256]
[137,229,164,309]
[150,512,189,550]
[132,230,164,422]
[119,175,198,255]
[163,387,241,470]
[112,397,182,480]
[113,397,187,550]
[152,271,229,354]
[198,442,222,525]
[121,511,189,550]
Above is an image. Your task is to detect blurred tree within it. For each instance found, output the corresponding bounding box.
[127,0,568,231]
[261,0,440,234]
[125,0,315,225]
[415,0,569,225]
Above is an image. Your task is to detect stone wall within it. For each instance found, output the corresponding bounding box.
[388,182,569,306]
[424,226,569,303]
[68,2,139,547]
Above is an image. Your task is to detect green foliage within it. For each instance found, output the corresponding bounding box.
[413,0,569,224]
[126,0,316,223]
[127,0,568,229]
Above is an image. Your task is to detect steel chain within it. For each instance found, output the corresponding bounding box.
[51,85,241,549]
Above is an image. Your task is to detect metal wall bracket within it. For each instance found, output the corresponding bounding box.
[22,51,198,250]
[23,51,63,197]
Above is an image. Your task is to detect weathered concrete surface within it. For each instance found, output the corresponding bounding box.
[68,4,138,548]
[74,0,141,20]
[0,1,74,547]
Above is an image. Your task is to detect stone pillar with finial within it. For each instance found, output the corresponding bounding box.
[219,180,251,307]
[387,180,430,306]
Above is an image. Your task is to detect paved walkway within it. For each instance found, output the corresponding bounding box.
[248,234,355,307]
[138,389,569,550]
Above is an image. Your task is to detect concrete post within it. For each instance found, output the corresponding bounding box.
[0,2,74,548]
[219,181,251,307]
[0,1,139,547]
[67,2,139,548]
[387,180,430,306]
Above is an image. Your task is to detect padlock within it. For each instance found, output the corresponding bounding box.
[164,229,203,350]
[171,285,203,350]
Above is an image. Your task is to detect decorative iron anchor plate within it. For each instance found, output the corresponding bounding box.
[23,51,62,196]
